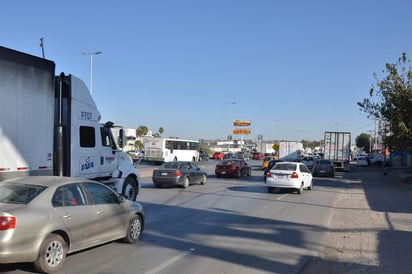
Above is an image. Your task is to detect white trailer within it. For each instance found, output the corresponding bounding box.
[0,46,140,200]
[279,141,304,161]
[323,131,351,171]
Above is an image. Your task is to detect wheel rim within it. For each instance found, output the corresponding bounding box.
[130,218,142,240]
[45,240,64,267]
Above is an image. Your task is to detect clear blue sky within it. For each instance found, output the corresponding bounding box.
[2,1,411,142]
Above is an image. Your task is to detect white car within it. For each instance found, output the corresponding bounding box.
[265,162,313,194]
[356,156,369,167]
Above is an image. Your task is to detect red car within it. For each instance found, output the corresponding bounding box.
[252,152,264,160]
[215,159,252,178]
[212,152,225,160]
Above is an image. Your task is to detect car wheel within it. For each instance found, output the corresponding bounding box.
[247,169,251,176]
[297,183,304,194]
[307,180,313,190]
[235,170,241,178]
[267,186,274,193]
[154,183,162,188]
[122,176,138,201]
[330,173,335,178]
[200,174,207,185]
[34,234,67,274]
[123,215,143,243]
[182,176,190,188]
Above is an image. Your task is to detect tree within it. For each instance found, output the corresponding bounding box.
[355,133,371,153]
[357,53,412,152]
[158,127,164,136]
[136,126,148,137]
[134,140,144,151]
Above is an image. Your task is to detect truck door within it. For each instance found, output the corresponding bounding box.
[98,126,119,177]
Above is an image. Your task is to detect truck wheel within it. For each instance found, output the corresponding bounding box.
[123,215,143,243]
[34,234,67,274]
[122,177,138,201]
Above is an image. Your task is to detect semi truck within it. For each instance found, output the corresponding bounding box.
[278,141,304,161]
[0,46,140,200]
[323,131,351,171]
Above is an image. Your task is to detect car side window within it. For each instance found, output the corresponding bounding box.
[300,165,309,173]
[85,182,118,204]
[52,184,86,207]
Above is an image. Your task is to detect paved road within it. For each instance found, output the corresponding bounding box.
[4,160,410,274]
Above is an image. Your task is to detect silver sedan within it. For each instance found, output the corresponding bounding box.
[0,176,144,273]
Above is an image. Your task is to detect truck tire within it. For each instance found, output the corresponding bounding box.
[123,215,143,243]
[34,233,67,274]
[122,176,138,201]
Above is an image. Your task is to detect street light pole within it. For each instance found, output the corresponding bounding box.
[225,102,236,151]
[82,51,102,95]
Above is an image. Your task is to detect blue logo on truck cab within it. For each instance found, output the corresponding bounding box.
[81,157,94,171]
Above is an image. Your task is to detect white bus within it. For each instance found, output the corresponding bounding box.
[143,138,200,163]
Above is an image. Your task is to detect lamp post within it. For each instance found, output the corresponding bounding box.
[225,102,236,151]
[82,51,102,95]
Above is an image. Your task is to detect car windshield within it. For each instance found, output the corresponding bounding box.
[273,163,297,171]
[0,182,47,204]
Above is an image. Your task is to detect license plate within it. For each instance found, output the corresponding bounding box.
[221,171,226,174]
[161,172,168,176]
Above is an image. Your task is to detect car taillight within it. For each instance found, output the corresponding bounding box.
[174,170,183,177]
[291,171,299,179]
[0,216,16,230]
[265,171,271,177]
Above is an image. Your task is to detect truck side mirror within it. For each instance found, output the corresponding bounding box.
[118,128,124,148]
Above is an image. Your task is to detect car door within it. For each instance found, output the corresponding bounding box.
[84,182,128,242]
[52,183,101,251]
[187,162,201,184]
[299,164,312,187]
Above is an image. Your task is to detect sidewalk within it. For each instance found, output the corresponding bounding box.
[301,166,412,273]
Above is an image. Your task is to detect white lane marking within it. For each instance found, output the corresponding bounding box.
[144,248,195,274]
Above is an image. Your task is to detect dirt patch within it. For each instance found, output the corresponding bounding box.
[301,168,412,274]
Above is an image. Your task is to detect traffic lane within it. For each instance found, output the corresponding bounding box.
[132,173,341,273]
[2,165,341,274]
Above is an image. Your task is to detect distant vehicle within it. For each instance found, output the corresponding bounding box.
[323,131,351,171]
[262,156,274,170]
[356,156,369,167]
[223,152,234,159]
[152,161,207,188]
[302,156,316,170]
[144,138,199,163]
[0,176,144,273]
[199,151,209,161]
[312,159,335,177]
[252,152,264,160]
[127,150,144,159]
[265,162,313,194]
[234,151,249,160]
[215,159,252,178]
[278,141,304,161]
[212,152,225,160]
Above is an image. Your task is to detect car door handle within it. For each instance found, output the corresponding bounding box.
[63,214,72,219]
[97,211,105,216]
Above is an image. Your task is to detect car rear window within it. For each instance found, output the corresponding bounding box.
[0,183,47,204]
[273,163,296,171]
[317,160,332,165]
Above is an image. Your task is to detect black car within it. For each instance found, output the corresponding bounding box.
[152,161,207,188]
[199,151,209,161]
[312,159,335,177]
